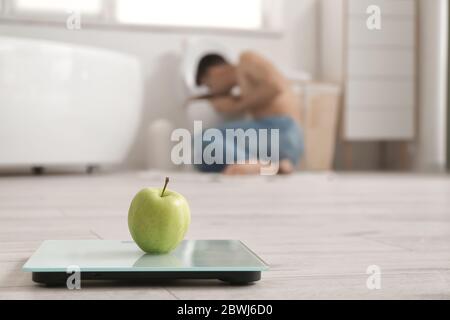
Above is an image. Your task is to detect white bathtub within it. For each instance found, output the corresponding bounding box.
[0,37,142,170]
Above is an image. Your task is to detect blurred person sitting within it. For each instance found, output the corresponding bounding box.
[192,51,304,175]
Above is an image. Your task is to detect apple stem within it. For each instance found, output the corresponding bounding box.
[161,177,170,197]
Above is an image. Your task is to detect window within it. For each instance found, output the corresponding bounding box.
[4,0,104,20]
[13,0,102,15]
[0,0,279,32]
[116,0,263,30]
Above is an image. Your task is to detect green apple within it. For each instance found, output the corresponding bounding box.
[128,177,191,254]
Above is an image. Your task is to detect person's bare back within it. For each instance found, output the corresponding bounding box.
[236,51,301,125]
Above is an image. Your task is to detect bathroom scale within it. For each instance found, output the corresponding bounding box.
[23,240,268,285]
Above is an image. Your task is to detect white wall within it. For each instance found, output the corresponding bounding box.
[0,0,319,169]
[416,0,448,171]
[319,0,344,84]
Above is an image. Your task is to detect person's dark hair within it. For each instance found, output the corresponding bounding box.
[196,54,228,85]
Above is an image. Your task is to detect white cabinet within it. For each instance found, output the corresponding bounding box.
[344,0,417,141]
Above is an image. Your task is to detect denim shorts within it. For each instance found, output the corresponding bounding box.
[194,116,304,173]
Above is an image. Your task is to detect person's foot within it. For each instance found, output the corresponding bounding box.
[223,160,296,176]
[278,159,295,175]
[223,163,263,176]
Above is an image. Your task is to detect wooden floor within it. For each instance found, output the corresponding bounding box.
[0,171,449,300]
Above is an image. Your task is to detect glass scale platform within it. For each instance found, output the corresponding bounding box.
[23,240,269,285]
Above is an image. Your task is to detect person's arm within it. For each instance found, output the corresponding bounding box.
[234,52,283,111]
[209,95,243,116]
[185,93,243,115]
[186,94,215,105]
